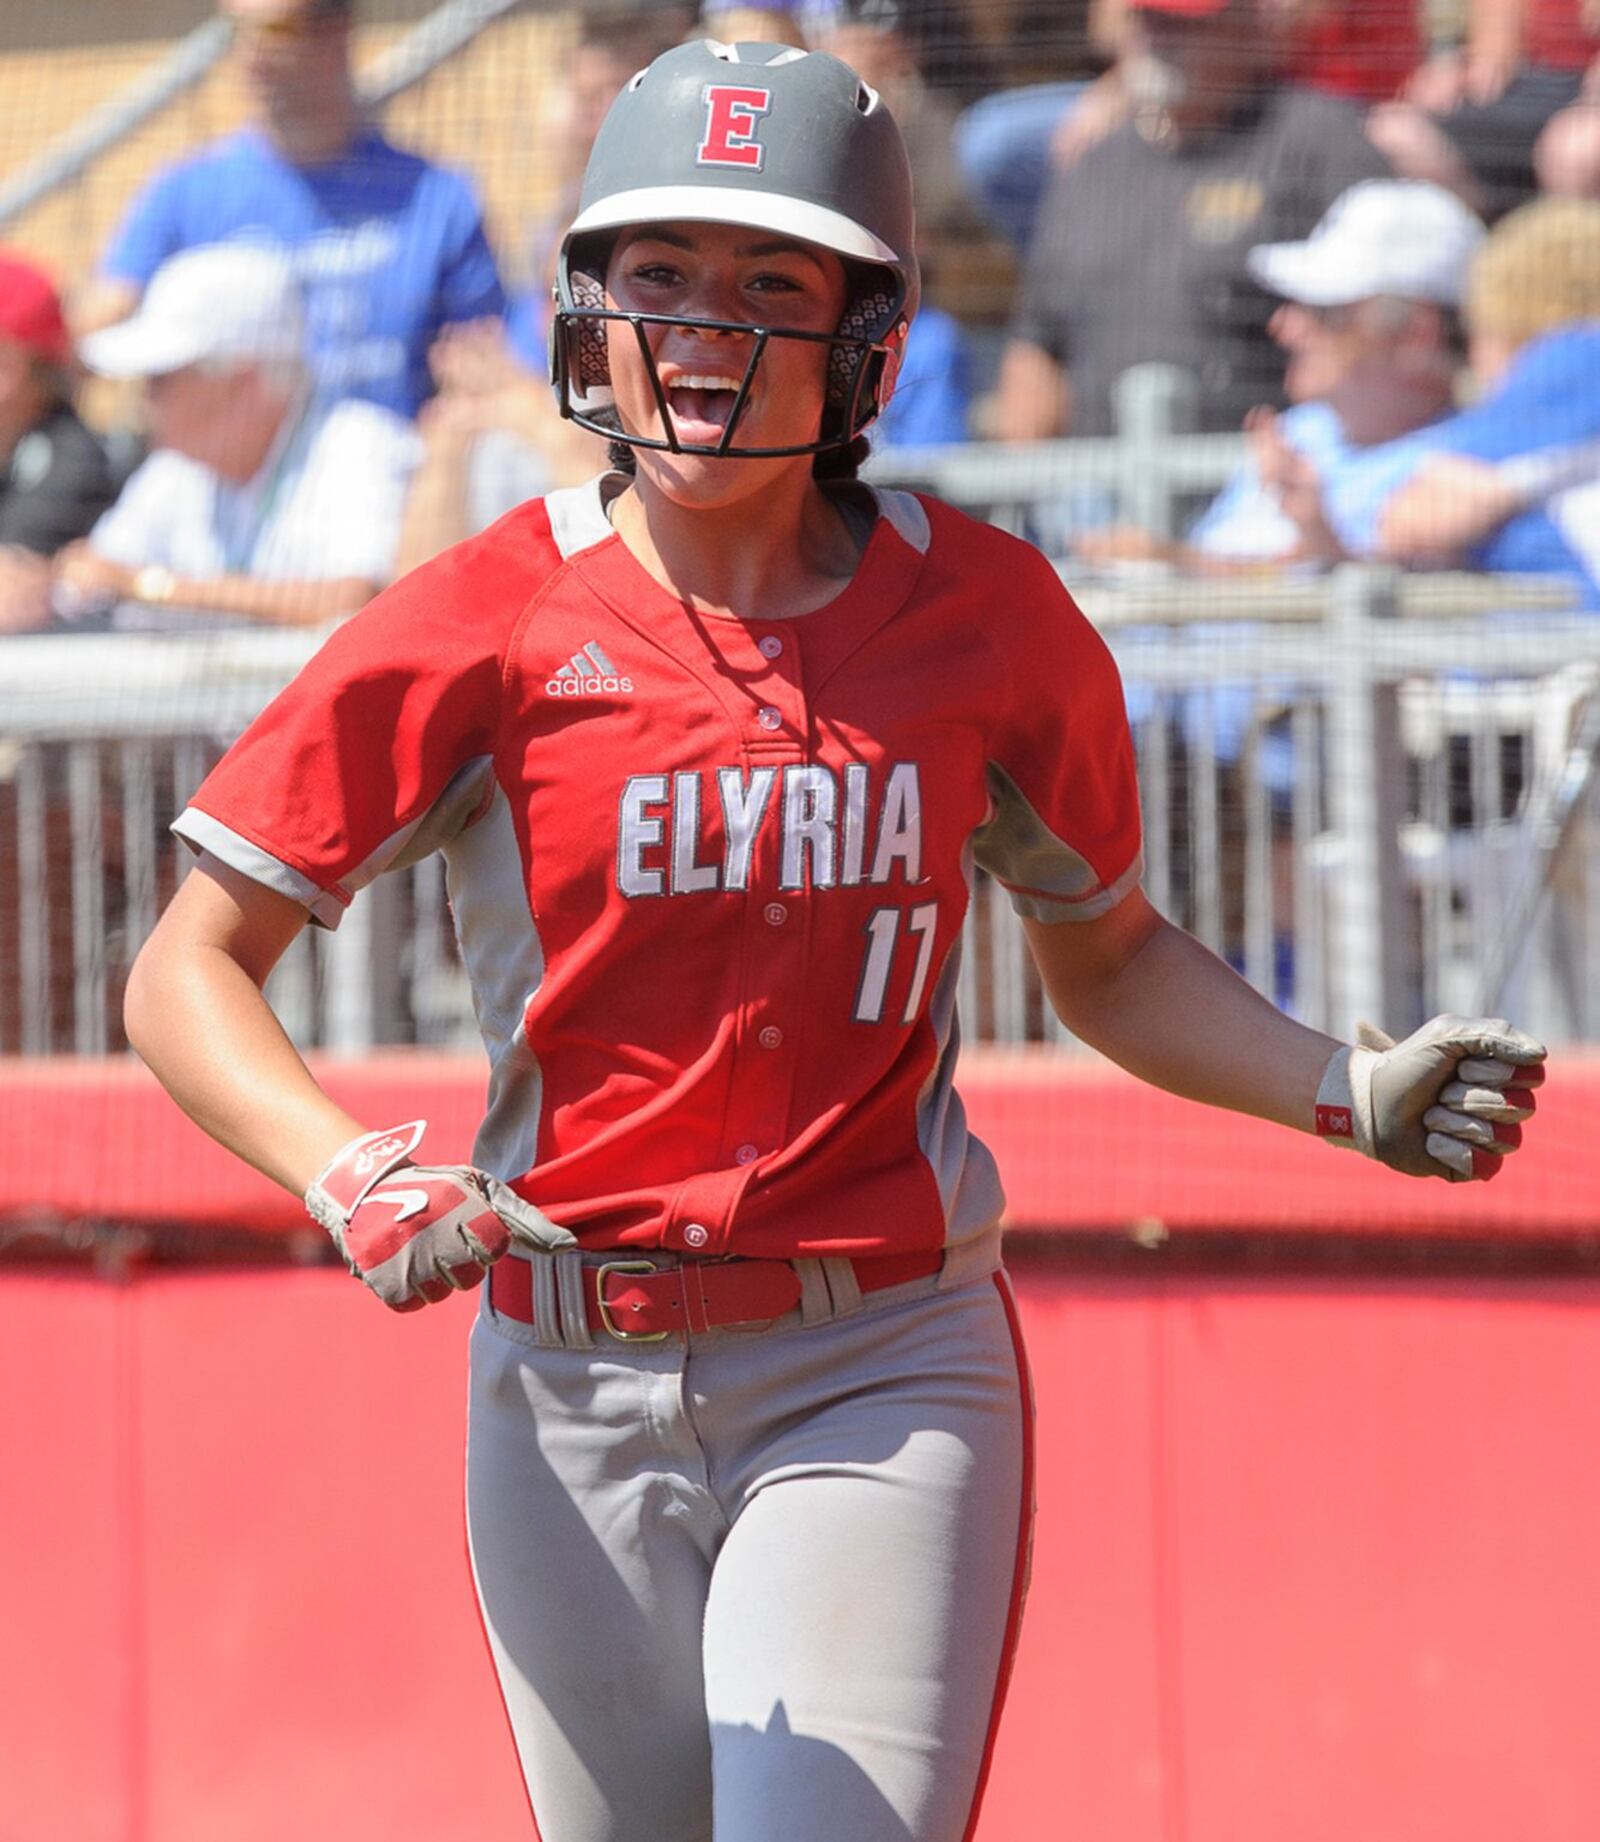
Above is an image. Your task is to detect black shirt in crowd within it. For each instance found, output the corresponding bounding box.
[0,403,117,557]
[1013,86,1391,436]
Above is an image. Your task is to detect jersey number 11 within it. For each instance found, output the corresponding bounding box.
[853,902,939,1025]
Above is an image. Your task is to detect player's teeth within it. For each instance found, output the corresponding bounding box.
[674,375,741,391]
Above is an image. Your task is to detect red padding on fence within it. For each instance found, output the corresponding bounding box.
[2,1051,1596,1237]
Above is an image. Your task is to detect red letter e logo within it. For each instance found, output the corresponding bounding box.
[698,85,771,169]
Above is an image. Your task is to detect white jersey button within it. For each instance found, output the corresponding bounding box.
[734,1143,759,1166]
[756,705,783,731]
[683,1222,710,1249]
[757,1025,784,1050]
[758,634,784,659]
[764,901,788,926]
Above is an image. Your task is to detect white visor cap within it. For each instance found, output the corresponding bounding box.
[1248,181,1487,309]
[81,242,306,380]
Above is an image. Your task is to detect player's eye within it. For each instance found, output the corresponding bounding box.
[627,261,683,288]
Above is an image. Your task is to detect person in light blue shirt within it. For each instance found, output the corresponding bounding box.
[1336,322,1600,593]
[80,0,503,421]
[1080,182,1486,827]
[1355,189,1600,610]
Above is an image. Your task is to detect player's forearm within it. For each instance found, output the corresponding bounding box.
[1029,911,1340,1133]
[125,931,363,1195]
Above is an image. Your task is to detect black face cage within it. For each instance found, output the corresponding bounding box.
[549,265,908,459]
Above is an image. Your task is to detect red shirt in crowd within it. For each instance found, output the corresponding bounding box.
[1282,0,1422,101]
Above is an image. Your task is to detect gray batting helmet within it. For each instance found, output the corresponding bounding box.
[551,38,919,458]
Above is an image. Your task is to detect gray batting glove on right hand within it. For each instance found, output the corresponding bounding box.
[305,1120,575,1312]
[1315,1014,1546,1182]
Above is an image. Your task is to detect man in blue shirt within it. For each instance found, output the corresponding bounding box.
[76,0,504,421]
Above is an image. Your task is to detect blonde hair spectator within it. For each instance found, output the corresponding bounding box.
[1467,197,1600,347]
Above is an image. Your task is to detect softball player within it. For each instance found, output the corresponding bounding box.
[127,39,1546,1842]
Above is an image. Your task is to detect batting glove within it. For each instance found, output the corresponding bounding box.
[1315,1014,1546,1183]
[305,1120,575,1312]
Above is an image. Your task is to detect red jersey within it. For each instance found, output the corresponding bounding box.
[176,480,1142,1260]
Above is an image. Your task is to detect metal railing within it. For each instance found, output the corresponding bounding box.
[869,366,1247,542]
[3,563,1593,1059]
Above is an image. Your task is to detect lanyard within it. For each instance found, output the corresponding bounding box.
[212,390,317,578]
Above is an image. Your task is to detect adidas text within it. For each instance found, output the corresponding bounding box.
[546,674,635,697]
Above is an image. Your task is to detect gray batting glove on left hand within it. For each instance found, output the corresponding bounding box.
[305,1120,575,1312]
[1315,1014,1546,1182]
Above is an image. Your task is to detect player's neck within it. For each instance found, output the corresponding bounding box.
[611,466,865,621]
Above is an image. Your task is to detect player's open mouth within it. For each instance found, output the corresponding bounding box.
[665,373,746,445]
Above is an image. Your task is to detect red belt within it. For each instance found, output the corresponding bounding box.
[489,1248,944,1341]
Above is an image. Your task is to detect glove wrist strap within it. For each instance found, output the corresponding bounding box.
[1315,1046,1376,1156]
[305,1120,428,1231]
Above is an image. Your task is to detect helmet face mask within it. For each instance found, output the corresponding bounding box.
[550,39,918,460]
[551,254,909,459]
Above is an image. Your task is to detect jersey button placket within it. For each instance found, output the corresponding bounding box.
[726,624,807,1182]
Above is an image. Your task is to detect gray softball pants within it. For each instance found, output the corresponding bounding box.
[465,1245,1033,1842]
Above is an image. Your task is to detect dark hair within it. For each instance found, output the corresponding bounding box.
[605,433,870,480]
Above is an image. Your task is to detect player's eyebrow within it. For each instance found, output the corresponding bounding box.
[624,228,827,272]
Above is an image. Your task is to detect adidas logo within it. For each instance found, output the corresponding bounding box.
[545,640,634,698]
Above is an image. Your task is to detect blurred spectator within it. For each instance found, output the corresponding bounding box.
[874,299,973,447]
[393,320,605,576]
[0,253,114,635]
[953,0,1115,249]
[1534,86,1600,194]
[1370,0,1600,218]
[816,0,978,235]
[993,0,1390,441]
[703,3,808,42]
[1077,182,1483,569]
[1368,197,1600,596]
[1275,0,1421,103]
[74,0,504,420]
[57,245,417,630]
[503,7,690,376]
[869,0,1002,103]
[958,0,1416,249]
[391,6,687,571]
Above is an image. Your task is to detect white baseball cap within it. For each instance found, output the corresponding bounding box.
[1247,181,1486,309]
[81,242,306,379]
